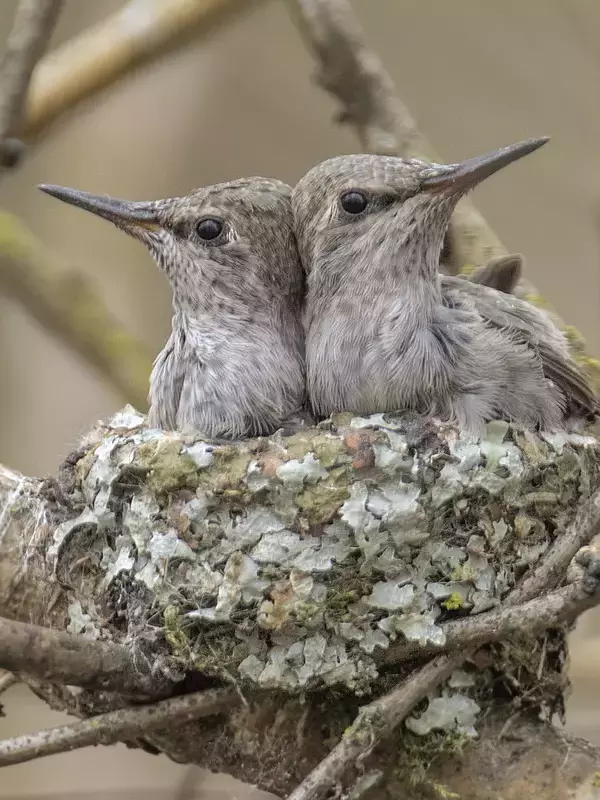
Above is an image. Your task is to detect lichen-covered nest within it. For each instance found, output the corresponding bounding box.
[11,406,599,790]
[43,407,598,691]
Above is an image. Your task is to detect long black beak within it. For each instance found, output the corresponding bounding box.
[421,137,549,195]
[37,184,160,234]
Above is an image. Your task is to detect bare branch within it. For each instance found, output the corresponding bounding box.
[384,579,600,666]
[286,0,416,156]
[0,211,153,408]
[0,616,174,696]
[0,0,62,157]
[20,0,262,142]
[0,687,239,767]
[288,489,600,800]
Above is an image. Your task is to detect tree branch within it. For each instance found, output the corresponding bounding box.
[20,0,262,142]
[0,0,62,163]
[0,616,174,696]
[0,0,261,407]
[0,212,153,408]
[0,687,239,767]
[384,577,600,666]
[287,651,466,800]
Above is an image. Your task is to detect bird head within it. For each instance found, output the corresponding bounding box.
[292,137,549,284]
[38,178,303,314]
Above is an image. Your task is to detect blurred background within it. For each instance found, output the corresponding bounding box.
[0,0,599,797]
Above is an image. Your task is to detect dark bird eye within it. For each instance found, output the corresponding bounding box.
[340,191,368,214]
[197,218,223,241]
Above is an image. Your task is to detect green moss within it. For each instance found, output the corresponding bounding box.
[556,451,582,483]
[592,772,600,789]
[458,263,476,276]
[442,592,464,611]
[163,605,190,658]
[394,730,470,791]
[430,783,461,799]
[296,467,350,524]
[203,447,251,493]
[283,431,320,461]
[294,601,321,625]
[329,412,356,429]
[138,439,200,494]
[311,435,351,468]
[450,564,476,582]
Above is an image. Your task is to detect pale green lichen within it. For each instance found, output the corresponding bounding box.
[406,692,480,738]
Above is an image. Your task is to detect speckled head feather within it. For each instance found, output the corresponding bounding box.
[292,139,547,279]
[39,177,307,439]
[292,138,597,433]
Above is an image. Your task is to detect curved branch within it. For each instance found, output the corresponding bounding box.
[0,688,239,767]
[286,0,505,271]
[20,0,262,142]
[383,580,600,666]
[0,0,62,155]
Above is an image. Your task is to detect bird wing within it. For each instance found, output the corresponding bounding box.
[468,253,523,294]
[147,322,187,430]
[442,275,598,417]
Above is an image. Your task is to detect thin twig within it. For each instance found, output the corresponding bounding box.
[288,489,600,800]
[383,579,600,666]
[0,616,173,696]
[0,0,62,155]
[286,0,416,156]
[0,211,153,408]
[0,687,238,767]
[20,0,261,142]
[0,670,17,695]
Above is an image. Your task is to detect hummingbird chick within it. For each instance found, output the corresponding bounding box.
[292,138,597,434]
[40,179,306,439]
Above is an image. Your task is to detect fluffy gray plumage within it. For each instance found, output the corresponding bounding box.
[39,178,306,439]
[292,141,597,434]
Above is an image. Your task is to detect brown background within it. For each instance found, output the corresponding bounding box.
[1,0,599,797]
